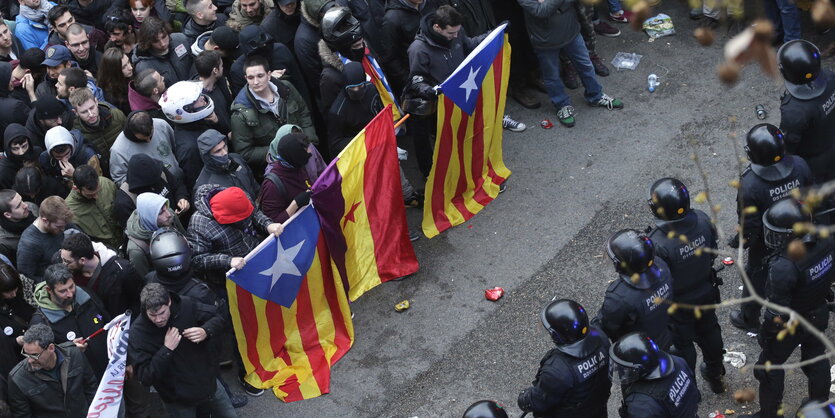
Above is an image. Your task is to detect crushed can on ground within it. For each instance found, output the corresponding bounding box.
[485,287,504,301]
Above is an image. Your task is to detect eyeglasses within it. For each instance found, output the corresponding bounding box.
[20,347,45,360]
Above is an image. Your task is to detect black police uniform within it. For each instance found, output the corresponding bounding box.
[735,155,813,322]
[754,236,835,418]
[594,258,674,350]
[517,328,611,417]
[648,209,724,379]
[620,355,701,418]
[779,69,835,182]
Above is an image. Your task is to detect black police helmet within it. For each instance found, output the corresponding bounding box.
[745,124,793,181]
[150,228,191,277]
[321,7,362,53]
[609,332,673,385]
[541,299,589,345]
[606,229,654,276]
[797,400,835,418]
[778,40,827,100]
[462,400,509,418]
[648,177,690,221]
[762,198,808,250]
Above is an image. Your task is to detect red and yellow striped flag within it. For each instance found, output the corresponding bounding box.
[227,233,354,402]
[422,26,512,238]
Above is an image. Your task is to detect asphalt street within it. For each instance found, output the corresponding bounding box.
[223,4,835,417]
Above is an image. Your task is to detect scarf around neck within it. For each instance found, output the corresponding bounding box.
[19,1,54,25]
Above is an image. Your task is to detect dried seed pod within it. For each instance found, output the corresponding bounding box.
[734,388,756,403]
[694,27,716,46]
[717,61,741,85]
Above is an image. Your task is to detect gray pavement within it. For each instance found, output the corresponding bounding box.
[223,4,835,417]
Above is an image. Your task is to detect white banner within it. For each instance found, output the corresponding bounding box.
[87,311,131,418]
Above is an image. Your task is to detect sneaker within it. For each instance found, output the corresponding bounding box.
[561,62,580,90]
[557,105,576,128]
[594,21,621,37]
[729,310,760,333]
[689,7,703,19]
[502,115,526,132]
[239,377,264,397]
[590,93,624,110]
[408,229,420,241]
[608,10,631,23]
[590,53,610,77]
[229,393,249,408]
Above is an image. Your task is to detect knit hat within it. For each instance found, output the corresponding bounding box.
[35,96,65,120]
[210,187,253,224]
[269,123,302,160]
[19,48,45,71]
[137,192,168,231]
[277,133,311,168]
[211,26,239,54]
[127,154,163,193]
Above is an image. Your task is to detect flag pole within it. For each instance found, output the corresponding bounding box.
[394,113,410,129]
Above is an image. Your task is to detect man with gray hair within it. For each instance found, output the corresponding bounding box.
[7,323,97,417]
[129,283,234,416]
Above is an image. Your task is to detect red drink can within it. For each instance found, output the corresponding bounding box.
[540,119,553,129]
[485,287,505,301]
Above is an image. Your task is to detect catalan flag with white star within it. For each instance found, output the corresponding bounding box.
[422,23,512,238]
[311,105,419,301]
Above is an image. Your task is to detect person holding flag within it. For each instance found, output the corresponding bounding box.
[406,6,526,179]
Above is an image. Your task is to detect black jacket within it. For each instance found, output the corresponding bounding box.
[294,9,325,102]
[30,285,112,379]
[436,0,496,35]
[0,296,33,378]
[25,107,76,151]
[0,98,31,147]
[380,0,436,96]
[73,252,144,320]
[182,15,229,47]
[261,8,301,51]
[68,0,111,28]
[7,342,97,418]
[0,123,42,189]
[327,83,383,155]
[128,293,226,405]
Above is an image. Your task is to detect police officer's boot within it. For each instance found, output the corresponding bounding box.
[730,309,760,333]
[700,363,726,394]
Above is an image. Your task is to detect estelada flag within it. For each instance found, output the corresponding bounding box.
[311,105,418,301]
[422,23,512,238]
[226,206,354,402]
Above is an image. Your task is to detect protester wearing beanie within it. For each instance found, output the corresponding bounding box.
[25,95,73,150]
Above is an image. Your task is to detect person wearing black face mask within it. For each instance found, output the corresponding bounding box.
[0,124,42,189]
[318,6,376,115]
[258,133,312,223]
[327,61,383,156]
[195,129,260,199]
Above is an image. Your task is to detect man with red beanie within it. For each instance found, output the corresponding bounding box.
[185,184,283,396]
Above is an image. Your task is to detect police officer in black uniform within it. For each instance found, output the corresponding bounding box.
[463,400,509,418]
[729,123,814,333]
[518,299,611,417]
[593,229,674,350]
[778,39,835,183]
[753,199,835,418]
[610,332,701,417]
[645,177,726,394]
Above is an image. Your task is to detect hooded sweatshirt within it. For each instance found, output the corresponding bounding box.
[125,192,185,278]
[195,129,259,198]
[38,126,102,189]
[267,123,326,181]
[0,123,42,189]
[109,118,179,185]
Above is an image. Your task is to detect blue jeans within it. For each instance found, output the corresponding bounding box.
[535,34,603,109]
[163,379,237,418]
[606,0,623,14]
[763,0,801,42]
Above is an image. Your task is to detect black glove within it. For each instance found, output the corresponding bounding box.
[294,190,311,207]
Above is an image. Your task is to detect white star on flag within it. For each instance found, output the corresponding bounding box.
[459,66,481,102]
[260,238,305,292]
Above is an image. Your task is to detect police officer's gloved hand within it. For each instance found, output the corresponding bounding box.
[294,191,311,208]
[516,388,533,413]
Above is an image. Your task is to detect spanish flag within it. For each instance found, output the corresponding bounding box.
[226,217,354,402]
[422,24,512,238]
[311,105,419,301]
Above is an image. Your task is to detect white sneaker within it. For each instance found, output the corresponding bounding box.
[502,114,526,132]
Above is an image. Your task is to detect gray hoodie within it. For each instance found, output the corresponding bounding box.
[194,129,259,198]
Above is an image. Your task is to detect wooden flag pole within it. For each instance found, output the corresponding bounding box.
[394,114,411,130]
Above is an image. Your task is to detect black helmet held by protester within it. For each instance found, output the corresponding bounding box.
[150,228,191,277]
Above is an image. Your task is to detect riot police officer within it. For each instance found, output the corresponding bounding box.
[463,400,509,418]
[593,229,674,350]
[778,39,835,183]
[610,332,701,417]
[729,123,813,333]
[517,299,611,417]
[645,177,726,394]
[753,199,835,418]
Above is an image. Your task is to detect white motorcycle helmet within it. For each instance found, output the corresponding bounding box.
[159,81,214,124]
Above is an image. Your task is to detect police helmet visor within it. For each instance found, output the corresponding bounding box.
[608,360,642,385]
